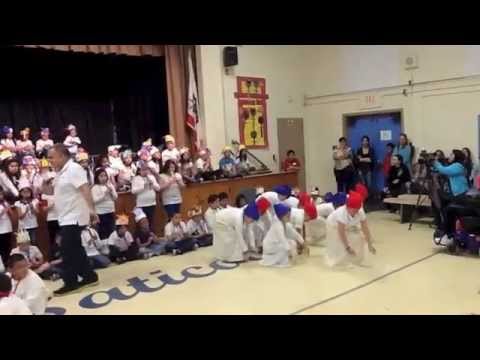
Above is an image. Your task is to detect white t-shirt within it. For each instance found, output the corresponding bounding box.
[16,139,34,154]
[35,139,54,153]
[107,230,134,252]
[64,136,81,154]
[0,295,32,315]
[0,203,12,234]
[81,227,104,257]
[11,245,43,264]
[54,160,89,226]
[109,156,124,172]
[41,194,58,222]
[0,172,19,198]
[15,200,39,230]
[118,164,137,186]
[91,184,118,215]
[327,206,366,228]
[283,197,299,209]
[11,269,49,315]
[204,207,218,233]
[159,173,183,205]
[131,175,159,208]
[161,148,180,165]
[186,218,209,236]
[164,221,187,241]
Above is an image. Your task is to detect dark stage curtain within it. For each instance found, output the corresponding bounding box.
[0,46,169,155]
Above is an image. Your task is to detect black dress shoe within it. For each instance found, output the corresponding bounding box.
[53,285,82,297]
[79,273,99,289]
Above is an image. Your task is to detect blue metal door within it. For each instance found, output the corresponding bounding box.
[346,112,402,192]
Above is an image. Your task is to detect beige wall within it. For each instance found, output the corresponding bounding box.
[197,45,480,193]
[197,45,307,170]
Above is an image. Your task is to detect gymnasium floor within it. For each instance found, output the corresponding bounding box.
[45,211,480,315]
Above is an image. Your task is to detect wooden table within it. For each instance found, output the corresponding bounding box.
[33,170,298,258]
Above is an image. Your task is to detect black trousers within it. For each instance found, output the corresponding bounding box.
[47,220,60,260]
[98,213,115,240]
[0,232,12,267]
[59,225,97,287]
[334,167,355,193]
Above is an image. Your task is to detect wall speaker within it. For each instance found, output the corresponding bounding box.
[224,46,238,67]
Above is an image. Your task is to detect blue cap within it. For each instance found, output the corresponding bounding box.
[274,203,291,219]
[324,192,334,203]
[332,192,347,207]
[273,185,291,197]
[244,202,260,221]
[2,126,12,135]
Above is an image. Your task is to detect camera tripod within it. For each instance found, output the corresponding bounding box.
[408,178,433,231]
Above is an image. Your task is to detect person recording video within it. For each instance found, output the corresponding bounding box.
[432,149,471,245]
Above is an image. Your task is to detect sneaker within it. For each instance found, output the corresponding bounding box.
[79,274,99,289]
[50,273,61,282]
[53,284,82,297]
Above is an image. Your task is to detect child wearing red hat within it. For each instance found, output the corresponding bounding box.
[324,191,376,267]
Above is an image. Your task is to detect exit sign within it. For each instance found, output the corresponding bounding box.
[360,93,382,109]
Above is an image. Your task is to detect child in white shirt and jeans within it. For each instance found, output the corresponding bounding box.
[186,206,213,247]
[107,215,138,264]
[81,226,111,269]
[165,212,197,255]
[14,179,39,245]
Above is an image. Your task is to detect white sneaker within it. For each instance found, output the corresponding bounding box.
[439,234,454,246]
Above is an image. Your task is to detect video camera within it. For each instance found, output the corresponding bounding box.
[417,149,437,167]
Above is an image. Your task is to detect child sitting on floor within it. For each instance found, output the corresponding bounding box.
[165,212,197,255]
[133,208,166,258]
[81,226,111,269]
[186,206,213,247]
[107,214,138,264]
[10,230,61,281]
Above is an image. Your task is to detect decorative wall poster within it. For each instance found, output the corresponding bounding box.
[235,77,269,149]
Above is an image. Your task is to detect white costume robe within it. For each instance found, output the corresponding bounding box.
[305,203,335,244]
[325,206,367,267]
[260,219,296,268]
[204,207,218,233]
[282,196,299,209]
[256,191,280,237]
[213,207,248,262]
[0,294,32,315]
[11,269,49,315]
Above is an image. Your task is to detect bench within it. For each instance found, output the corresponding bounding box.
[383,194,432,223]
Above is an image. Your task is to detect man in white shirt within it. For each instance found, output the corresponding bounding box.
[0,273,32,315]
[44,144,99,296]
[7,254,48,315]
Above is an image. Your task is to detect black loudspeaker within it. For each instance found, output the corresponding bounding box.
[223,46,238,67]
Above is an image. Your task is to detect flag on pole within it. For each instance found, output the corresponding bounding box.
[187,50,200,151]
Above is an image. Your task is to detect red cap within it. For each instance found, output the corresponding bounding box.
[298,192,312,208]
[303,202,318,220]
[346,191,363,210]
[354,183,368,201]
[256,197,271,215]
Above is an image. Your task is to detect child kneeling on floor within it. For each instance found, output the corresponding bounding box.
[186,205,213,247]
[133,208,166,258]
[260,203,298,268]
[165,212,197,255]
[325,191,376,268]
[108,214,138,264]
[11,230,61,281]
[81,226,111,269]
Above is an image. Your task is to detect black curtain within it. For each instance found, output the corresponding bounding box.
[0,46,169,155]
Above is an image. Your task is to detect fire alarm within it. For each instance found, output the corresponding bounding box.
[405,55,418,70]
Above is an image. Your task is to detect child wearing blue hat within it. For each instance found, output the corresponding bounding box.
[213,201,261,263]
[260,203,298,267]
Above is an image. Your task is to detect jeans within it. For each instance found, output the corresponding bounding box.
[59,225,97,287]
[358,170,372,194]
[97,213,115,240]
[109,245,139,262]
[141,206,156,229]
[165,237,196,254]
[164,203,181,220]
[88,254,111,269]
[27,228,37,246]
[139,242,166,257]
